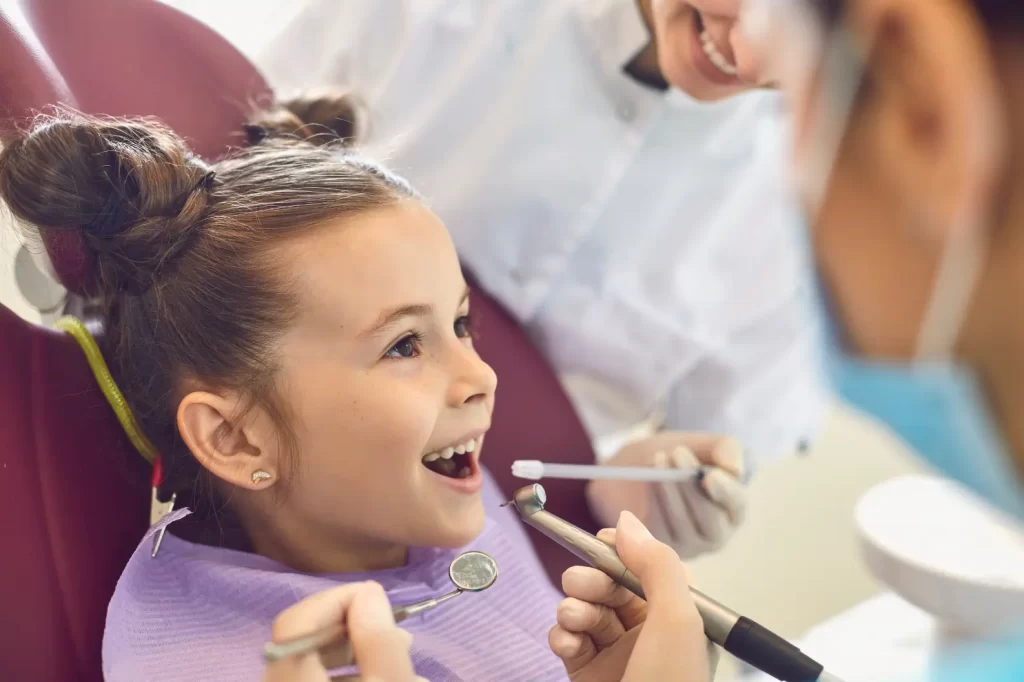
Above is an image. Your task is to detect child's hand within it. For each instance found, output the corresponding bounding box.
[586,432,747,559]
[548,516,718,682]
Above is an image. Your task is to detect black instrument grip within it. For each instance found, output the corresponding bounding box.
[724,616,825,682]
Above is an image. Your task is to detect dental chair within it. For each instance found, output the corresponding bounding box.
[0,2,599,680]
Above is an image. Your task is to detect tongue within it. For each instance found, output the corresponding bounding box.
[430,457,459,477]
[425,455,471,478]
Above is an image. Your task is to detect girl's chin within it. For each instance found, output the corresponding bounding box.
[425,509,487,549]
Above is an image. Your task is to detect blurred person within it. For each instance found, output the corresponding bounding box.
[745,0,1024,678]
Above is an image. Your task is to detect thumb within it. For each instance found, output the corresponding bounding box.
[346,582,418,681]
[615,512,710,681]
[615,511,692,607]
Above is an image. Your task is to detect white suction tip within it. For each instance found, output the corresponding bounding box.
[511,460,544,480]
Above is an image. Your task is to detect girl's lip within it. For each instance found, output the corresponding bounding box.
[421,429,488,458]
[688,10,743,88]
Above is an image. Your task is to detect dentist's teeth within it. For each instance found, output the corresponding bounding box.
[454,443,467,455]
[458,467,471,478]
[424,452,441,462]
[465,439,476,453]
[699,29,737,76]
[441,447,456,460]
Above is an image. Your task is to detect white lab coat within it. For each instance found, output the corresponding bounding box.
[169,0,829,468]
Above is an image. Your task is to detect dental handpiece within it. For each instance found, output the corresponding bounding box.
[507,484,840,682]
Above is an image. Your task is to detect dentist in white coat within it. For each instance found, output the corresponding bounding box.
[171,0,828,560]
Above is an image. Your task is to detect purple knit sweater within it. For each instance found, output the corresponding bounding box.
[102,470,568,681]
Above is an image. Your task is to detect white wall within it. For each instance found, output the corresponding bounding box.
[0,210,42,324]
[689,404,924,633]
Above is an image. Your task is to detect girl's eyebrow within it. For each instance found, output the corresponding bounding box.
[359,286,471,339]
[359,303,432,339]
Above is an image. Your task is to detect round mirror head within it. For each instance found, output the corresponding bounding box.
[449,551,498,592]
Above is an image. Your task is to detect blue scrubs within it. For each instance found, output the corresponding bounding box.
[932,638,1024,682]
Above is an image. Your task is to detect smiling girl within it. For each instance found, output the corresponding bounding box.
[0,105,571,680]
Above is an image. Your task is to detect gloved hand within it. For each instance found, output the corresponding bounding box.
[586,432,747,559]
[548,515,718,682]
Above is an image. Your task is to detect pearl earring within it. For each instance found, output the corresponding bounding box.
[252,470,272,484]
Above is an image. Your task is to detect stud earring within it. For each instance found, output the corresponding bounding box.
[252,470,272,484]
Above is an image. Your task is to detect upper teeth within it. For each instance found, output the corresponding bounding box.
[699,29,737,76]
[422,437,479,462]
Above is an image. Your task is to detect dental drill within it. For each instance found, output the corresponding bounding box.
[505,484,846,682]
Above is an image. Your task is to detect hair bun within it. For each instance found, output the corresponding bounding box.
[0,113,215,295]
[245,90,365,148]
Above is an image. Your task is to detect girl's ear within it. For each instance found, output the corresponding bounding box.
[178,391,281,490]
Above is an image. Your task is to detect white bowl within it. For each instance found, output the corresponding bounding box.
[855,475,1024,639]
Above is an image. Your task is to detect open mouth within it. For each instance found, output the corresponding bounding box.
[694,12,738,78]
[421,436,482,480]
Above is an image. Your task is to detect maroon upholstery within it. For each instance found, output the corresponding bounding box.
[15,0,274,294]
[468,276,601,584]
[0,3,598,680]
[0,306,150,681]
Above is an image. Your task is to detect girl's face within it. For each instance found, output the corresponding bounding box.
[256,202,497,565]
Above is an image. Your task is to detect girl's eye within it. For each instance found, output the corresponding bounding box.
[385,333,423,359]
[454,314,474,339]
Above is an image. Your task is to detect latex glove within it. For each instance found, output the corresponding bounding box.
[586,433,747,559]
[548,513,718,682]
[263,581,426,682]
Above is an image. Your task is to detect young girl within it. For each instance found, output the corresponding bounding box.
[0,103,570,680]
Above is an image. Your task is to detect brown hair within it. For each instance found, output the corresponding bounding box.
[0,93,414,505]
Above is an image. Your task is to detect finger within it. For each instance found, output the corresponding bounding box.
[562,566,647,630]
[615,513,709,681]
[549,624,598,674]
[651,450,696,544]
[596,528,616,546]
[333,677,430,682]
[557,598,626,649]
[705,436,745,479]
[270,584,361,643]
[345,582,417,681]
[670,448,729,548]
[663,433,745,478]
[265,583,376,682]
[615,512,701,627]
[701,467,749,526]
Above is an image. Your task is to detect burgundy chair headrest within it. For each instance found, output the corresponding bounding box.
[4,0,271,295]
[467,275,601,585]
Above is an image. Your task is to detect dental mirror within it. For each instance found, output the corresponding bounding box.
[263,550,499,665]
[449,550,499,592]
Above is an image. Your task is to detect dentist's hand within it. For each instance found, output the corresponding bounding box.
[263,581,425,682]
[587,433,747,559]
[549,513,718,681]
